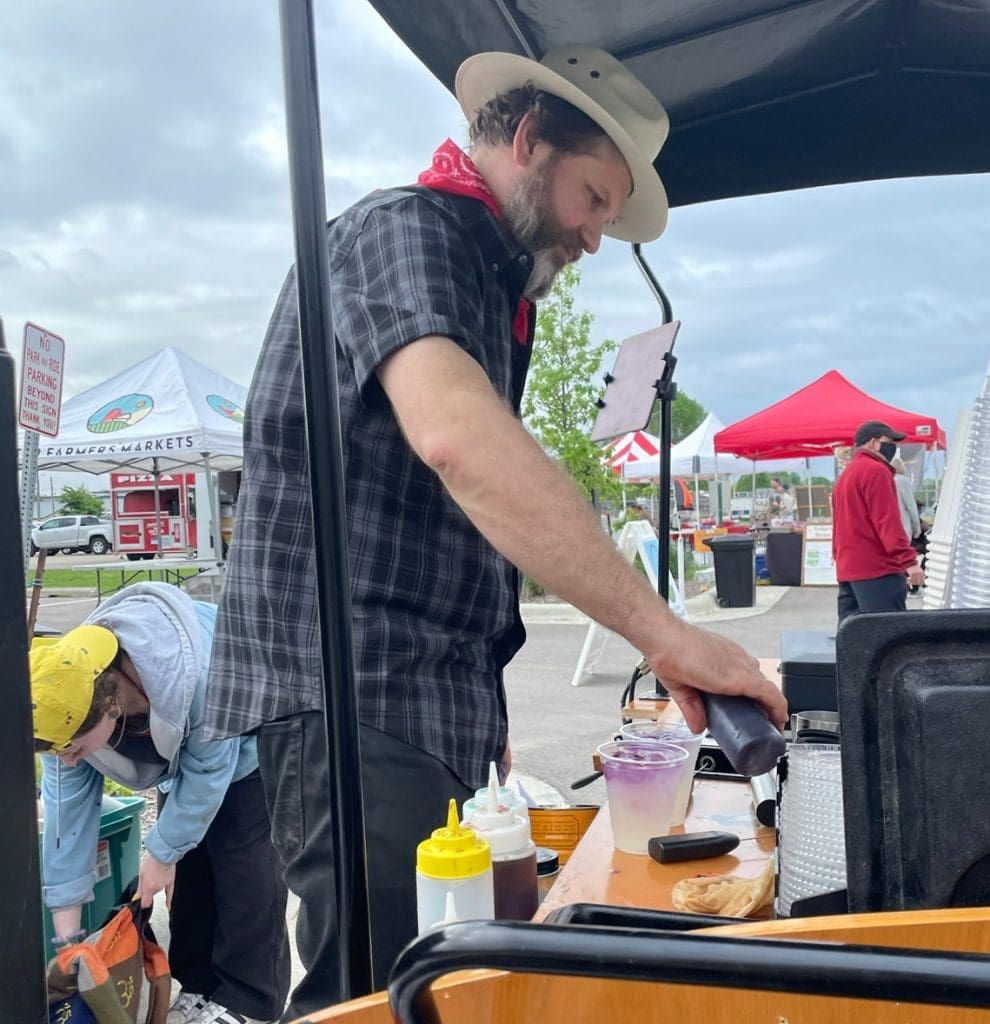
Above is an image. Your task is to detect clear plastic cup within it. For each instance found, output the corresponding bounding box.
[597,740,690,854]
[619,721,704,826]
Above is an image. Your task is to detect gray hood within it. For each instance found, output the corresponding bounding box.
[81,582,204,788]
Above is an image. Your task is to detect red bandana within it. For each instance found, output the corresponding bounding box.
[418,139,531,345]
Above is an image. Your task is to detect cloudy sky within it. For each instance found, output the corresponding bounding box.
[5,1,988,497]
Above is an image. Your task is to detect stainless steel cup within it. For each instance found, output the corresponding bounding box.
[790,709,840,742]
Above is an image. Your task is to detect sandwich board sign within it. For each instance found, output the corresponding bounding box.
[19,322,66,437]
[801,523,837,586]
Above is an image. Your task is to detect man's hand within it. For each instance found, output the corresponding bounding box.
[138,853,176,909]
[907,564,925,587]
[646,619,788,735]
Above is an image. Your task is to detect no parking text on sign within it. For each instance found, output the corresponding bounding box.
[19,321,65,437]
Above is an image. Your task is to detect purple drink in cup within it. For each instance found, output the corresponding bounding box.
[597,740,689,854]
[619,721,704,827]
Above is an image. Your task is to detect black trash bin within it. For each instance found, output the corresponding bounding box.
[765,529,804,586]
[707,534,755,608]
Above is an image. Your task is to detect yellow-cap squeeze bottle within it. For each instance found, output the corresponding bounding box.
[416,799,494,934]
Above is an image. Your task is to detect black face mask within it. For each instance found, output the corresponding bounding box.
[878,441,897,462]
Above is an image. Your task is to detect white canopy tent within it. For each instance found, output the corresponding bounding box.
[621,414,806,480]
[37,346,248,559]
[621,413,808,522]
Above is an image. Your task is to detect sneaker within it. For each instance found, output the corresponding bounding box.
[167,992,209,1024]
[191,1000,278,1024]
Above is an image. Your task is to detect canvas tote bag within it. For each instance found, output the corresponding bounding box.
[46,888,171,1024]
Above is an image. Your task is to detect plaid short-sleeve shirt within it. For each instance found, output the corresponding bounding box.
[204,187,534,788]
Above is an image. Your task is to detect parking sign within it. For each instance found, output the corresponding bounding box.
[19,322,65,437]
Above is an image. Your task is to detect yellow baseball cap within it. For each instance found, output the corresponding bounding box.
[30,625,119,751]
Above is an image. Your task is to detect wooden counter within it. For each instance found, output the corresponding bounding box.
[297,653,990,1024]
[534,778,774,921]
[535,658,780,922]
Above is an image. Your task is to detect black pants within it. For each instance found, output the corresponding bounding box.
[257,715,474,1022]
[163,769,291,1020]
[837,573,908,623]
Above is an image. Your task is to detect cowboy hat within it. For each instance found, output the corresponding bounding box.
[456,44,669,243]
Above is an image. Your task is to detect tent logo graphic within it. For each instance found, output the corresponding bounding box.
[207,394,245,423]
[86,393,154,434]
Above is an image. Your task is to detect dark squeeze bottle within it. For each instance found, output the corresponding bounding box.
[465,766,538,921]
[702,693,786,777]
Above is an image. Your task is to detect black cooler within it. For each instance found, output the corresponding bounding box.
[780,630,837,713]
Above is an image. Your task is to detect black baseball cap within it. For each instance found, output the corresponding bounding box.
[854,420,907,446]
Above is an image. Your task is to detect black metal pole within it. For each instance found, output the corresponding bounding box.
[277,0,373,1000]
[631,242,676,601]
[632,243,673,326]
[655,353,677,602]
[0,318,48,1023]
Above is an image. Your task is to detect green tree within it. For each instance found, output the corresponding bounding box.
[58,484,104,515]
[733,472,771,494]
[648,390,707,444]
[731,471,801,494]
[731,470,825,495]
[522,263,621,504]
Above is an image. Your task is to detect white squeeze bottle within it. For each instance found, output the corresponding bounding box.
[416,799,494,935]
[462,762,530,823]
[466,765,539,921]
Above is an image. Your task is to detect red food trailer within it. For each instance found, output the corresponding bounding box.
[110,471,198,560]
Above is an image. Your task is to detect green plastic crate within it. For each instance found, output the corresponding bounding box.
[40,794,146,960]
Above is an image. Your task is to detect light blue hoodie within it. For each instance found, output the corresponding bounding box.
[41,582,257,910]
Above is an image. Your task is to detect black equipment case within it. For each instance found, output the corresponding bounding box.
[780,630,837,713]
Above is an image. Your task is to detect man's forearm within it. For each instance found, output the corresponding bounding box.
[432,398,785,728]
[381,336,668,650]
[435,396,667,651]
[379,336,788,729]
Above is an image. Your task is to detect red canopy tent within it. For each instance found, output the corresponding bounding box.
[713,370,947,460]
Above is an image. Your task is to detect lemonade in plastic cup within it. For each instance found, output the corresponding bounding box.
[619,721,704,827]
[597,740,689,854]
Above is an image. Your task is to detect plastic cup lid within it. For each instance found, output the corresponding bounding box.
[597,739,689,767]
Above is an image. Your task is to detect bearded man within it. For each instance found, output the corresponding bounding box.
[204,46,785,1019]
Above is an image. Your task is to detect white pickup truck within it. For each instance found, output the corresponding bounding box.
[31,514,113,556]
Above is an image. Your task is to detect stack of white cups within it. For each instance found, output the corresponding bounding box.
[949,363,990,608]
[777,745,846,916]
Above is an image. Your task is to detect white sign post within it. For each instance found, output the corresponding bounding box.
[19,322,66,572]
[19,322,65,437]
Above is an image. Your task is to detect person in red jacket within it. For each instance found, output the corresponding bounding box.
[832,420,926,622]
